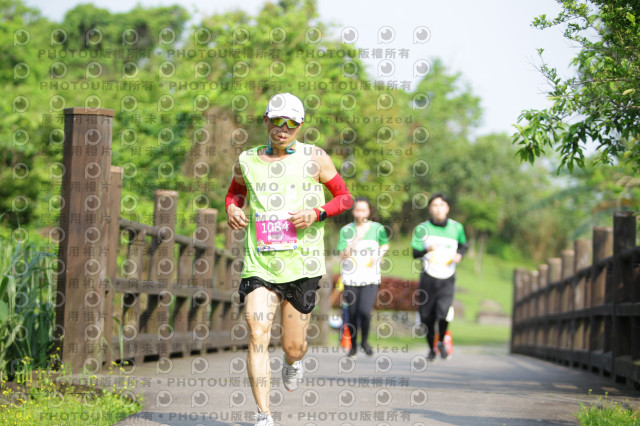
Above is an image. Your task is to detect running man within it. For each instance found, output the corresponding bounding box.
[410,193,467,361]
[225,93,353,426]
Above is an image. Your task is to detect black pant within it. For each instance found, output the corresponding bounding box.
[416,273,455,350]
[343,284,378,347]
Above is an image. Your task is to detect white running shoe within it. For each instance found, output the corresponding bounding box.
[254,407,274,426]
[281,354,304,392]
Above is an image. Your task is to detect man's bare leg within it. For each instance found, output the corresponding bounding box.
[280,300,312,365]
[245,287,279,414]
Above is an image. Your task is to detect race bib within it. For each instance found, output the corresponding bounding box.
[255,211,298,252]
[422,235,458,279]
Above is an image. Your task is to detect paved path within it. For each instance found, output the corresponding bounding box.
[112,344,640,426]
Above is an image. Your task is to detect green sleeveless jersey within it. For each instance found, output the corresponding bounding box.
[239,142,326,283]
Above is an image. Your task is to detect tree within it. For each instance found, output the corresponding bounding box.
[0,0,190,229]
[393,59,483,235]
[0,0,417,234]
[0,0,52,227]
[194,0,415,223]
[512,0,640,172]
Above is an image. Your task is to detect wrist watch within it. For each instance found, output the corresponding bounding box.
[313,208,327,222]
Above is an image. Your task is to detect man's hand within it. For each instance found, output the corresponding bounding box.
[451,253,463,264]
[227,205,249,230]
[288,209,317,229]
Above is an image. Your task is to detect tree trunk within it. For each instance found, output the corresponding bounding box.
[467,229,476,259]
[474,232,486,275]
[391,220,401,239]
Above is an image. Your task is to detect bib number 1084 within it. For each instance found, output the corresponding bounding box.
[260,220,290,233]
[255,211,298,252]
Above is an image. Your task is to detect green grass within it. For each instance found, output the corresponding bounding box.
[0,237,57,377]
[575,392,640,425]
[362,320,510,349]
[447,320,511,346]
[0,235,142,425]
[0,362,142,426]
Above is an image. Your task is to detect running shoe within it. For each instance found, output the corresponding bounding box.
[427,350,437,361]
[254,407,274,426]
[347,347,357,358]
[282,354,303,391]
[437,341,448,360]
[361,343,373,356]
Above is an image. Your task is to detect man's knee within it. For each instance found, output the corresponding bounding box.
[247,320,272,344]
[282,339,307,359]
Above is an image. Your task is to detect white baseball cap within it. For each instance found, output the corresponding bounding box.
[265,93,305,123]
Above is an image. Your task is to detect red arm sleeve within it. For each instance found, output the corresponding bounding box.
[225,178,247,211]
[320,173,353,217]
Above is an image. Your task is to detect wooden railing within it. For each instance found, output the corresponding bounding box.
[511,212,640,387]
[55,107,249,372]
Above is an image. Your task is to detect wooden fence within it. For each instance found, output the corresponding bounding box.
[54,107,251,373]
[511,212,640,386]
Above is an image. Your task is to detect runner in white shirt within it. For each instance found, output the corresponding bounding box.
[337,197,389,357]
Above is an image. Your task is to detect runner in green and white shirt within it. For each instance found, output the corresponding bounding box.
[410,193,467,361]
[337,197,389,357]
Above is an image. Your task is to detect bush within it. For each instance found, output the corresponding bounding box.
[576,392,640,426]
[331,274,419,310]
[0,235,57,380]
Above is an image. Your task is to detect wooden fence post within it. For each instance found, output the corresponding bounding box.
[194,208,217,351]
[128,231,146,365]
[528,271,538,346]
[56,107,114,373]
[561,249,575,313]
[547,257,562,351]
[559,249,575,357]
[511,268,527,352]
[103,166,123,367]
[548,258,562,314]
[573,239,592,365]
[574,240,592,310]
[537,264,549,347]
[592,227,612,307]
[611,212,636,382]
[174,228,195,355]
[538,264,549,316]
[530,270,539,317]
[522,271,531,322]
[590,226,612,375]
[145,190,178,360]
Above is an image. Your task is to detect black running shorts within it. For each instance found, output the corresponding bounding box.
[238,276,321,314]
